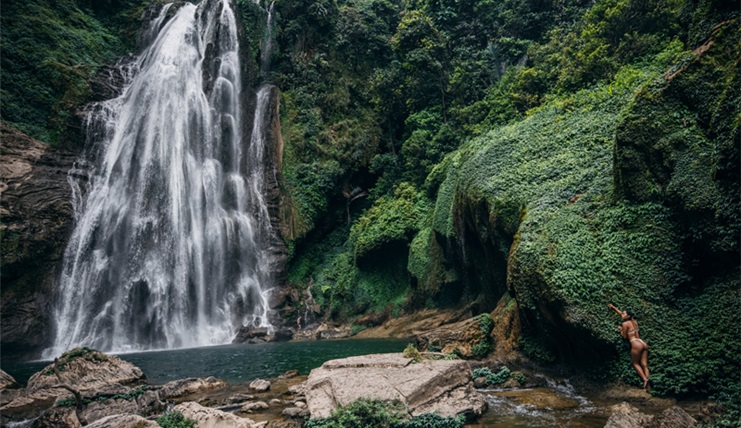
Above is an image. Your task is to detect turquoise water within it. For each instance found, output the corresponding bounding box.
[2,339,409,386]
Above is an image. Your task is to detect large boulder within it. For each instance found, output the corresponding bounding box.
[79,390,166,425]
[605,402,696,428]
[26,348,144,393]
[31,406,81,428]
[1,348,147,423]
[0,369,19,390]
[305,353,487,419]
[649,406,697,428]
[173,401,264,428]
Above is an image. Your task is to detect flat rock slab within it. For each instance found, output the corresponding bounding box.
[305,353,487,419]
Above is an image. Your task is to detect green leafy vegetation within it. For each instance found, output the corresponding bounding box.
[472,367,512,387]
[0,0,154,143]
[304,398,465,428]
[157,410,196,428]
[402,343,423,363]
[5,0,737,402]
[477,314,494,336]
[350,183,429,259]
[278,0,739,399]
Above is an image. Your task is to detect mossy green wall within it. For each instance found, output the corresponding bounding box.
[423,24,740,396]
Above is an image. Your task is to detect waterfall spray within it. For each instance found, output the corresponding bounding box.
[45,0,275,357]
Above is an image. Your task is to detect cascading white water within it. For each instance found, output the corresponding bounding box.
[45,0,275,357]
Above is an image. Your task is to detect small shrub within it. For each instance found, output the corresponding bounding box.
[428,343,442,353]
[471,338,494,357]
[403,344,423,363]
[472,366,511,386]
[157,410,196,428]
[351,325,367,335]
[396,413,465,428]
[304,399,465,428]
[56,397,77,407]
[477,313,494,336]
[304,399,405,428]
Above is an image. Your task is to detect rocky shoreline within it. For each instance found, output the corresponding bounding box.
[0,340,717,428]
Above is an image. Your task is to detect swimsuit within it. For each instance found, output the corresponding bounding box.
[627,321,645,345]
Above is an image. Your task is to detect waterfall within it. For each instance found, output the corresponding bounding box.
[259,1,275,78]
[45,0,275,357]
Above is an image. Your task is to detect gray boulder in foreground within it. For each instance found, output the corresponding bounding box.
[305,353,487,419]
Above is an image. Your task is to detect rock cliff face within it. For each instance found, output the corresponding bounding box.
[260,85,289,288]
[0,124,80,356]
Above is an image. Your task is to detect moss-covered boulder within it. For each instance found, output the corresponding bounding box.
[422,22,739,396]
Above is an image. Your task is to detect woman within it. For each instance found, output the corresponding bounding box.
[608,303,649,389]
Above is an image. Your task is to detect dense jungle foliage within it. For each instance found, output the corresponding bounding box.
[1,0,738,406]
[272,0,740,402]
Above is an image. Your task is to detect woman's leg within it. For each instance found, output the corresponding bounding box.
[631,344,647,385]
[640,342,649,389]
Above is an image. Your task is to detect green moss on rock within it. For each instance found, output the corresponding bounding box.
[350,183,430,260]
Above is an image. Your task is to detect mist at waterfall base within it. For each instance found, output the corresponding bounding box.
[45,0,277,357]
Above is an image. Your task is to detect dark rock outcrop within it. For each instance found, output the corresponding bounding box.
[233,326,294,344]
[0,124,80,357]
[259,85,289,289]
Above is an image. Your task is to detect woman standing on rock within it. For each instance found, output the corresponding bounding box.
[608,304,650,389]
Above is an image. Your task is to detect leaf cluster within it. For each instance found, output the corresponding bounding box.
[304,398,464,428]
[157,410,196,428]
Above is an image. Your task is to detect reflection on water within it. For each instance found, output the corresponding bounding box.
[2,339,409,386]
